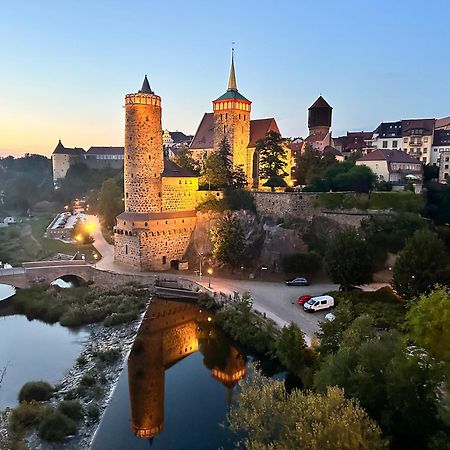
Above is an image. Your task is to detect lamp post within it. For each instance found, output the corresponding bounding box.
[207,268,213,288]
[198,252,203,278]
[93,253,98,268]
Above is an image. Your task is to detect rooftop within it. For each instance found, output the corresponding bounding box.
[52,140,85,156]
[309,96,332,110]
[357,148,421,164]
[162,158,197,177]
[86,146,124,155]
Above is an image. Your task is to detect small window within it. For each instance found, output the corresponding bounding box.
[125,245,128,255]
[162,256,167,265]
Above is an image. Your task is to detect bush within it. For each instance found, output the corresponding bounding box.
[94,348,121,365]
[9,402,47,436]
[281,252,322,274]
[104,311,137,326]
[18,381,54,403]
[79,373,96,388]
[86,404,100,421]
[76,355,87,366]
[224,188,256,211]
[38,410,77,442]
[57,400,83,421]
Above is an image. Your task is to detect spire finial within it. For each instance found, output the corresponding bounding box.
[227,45,237,92]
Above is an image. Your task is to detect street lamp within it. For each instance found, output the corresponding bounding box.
[93,253,98,268]
[207,268,213,288]
[198,252,203,278]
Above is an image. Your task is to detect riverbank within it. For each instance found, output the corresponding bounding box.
[0,305,148,449]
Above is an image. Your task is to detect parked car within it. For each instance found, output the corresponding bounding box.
[286,277,309,286]
[303,295,334,312]
[338,285,363,292]
[325,312,336,321]
[297,294,313,306]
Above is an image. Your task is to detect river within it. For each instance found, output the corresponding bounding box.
[0,290,90,410]
[92,299,260,450]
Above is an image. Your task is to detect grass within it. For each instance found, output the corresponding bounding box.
[0,215,98,265]
[12,284,147,327]
[316,191,424,213]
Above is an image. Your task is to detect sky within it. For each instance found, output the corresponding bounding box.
[1,0,449,157]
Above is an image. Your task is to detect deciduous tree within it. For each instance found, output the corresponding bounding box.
[229,366,386,450]
[324,227,373,285]
[97,178,123,230]
[392,228,450,299]
[210,213,244,270]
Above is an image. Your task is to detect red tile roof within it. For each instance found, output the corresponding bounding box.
[357,148,421,164]
[309,96,332,109]
[436,116,450,130]
[190,114,280,150]
[248,118,280,148]
[190,113,214,149]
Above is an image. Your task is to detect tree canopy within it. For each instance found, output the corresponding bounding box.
[210,213,245,270]
[97,178,124,230]
[392,228,450,299]
[256,131,288,191]
[229,366,386,450]
[324,227,373,285]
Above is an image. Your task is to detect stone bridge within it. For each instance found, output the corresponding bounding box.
[0,260,213,298]
[0,260,152,289]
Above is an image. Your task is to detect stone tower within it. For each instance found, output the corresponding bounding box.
[308,96,332,136]
[124,75,163,213]
[213,50,252,177]
[114,76,198,271]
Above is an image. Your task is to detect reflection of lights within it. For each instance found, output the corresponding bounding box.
[93,253,99,260]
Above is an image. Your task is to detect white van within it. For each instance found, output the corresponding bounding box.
[303,295,334,312]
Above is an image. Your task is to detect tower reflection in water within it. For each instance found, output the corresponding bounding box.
[128,299,247,440]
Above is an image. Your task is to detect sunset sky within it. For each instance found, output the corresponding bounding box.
[1,0,449,157]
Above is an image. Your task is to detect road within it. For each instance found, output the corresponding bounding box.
[87,215,339,342]
[194,276,338,343]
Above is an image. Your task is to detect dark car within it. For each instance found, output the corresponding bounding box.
[338,285,364,292]
[286,277,309,287]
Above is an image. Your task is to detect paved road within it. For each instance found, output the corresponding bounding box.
[194,276,338,343]
[87,215,344,342]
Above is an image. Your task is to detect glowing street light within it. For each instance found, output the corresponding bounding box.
[207,267,213,288]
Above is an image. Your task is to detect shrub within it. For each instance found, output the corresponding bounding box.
[76,355,87,366]
[9,402,47,436]
[224,188,256,211]
[86,404,100,421]
[38,410,77,442]
[104,311,137,326]
[94,348,121,365]
[57,400,83,421]
[79,373,96,388]
[18,381,54,403]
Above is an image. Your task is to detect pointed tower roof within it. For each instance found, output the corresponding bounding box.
[214,50,250,103]
[309,96,332,109]
[139,75,154,94]
[227,50,237,92]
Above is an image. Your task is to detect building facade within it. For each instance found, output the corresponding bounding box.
[51,141,85,185]
[113,76,198,271]
[439,151,450,182]
[303,96,333,152]
[356,148,423,187]
[431,130,450,166]
[190,52,291,188]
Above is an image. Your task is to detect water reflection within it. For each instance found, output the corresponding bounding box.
[128,300,247,441]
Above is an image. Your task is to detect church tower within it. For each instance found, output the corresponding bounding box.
[213,50,252,177]
[124,75,163,213]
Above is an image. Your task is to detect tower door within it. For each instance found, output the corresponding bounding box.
[252,150,259,188]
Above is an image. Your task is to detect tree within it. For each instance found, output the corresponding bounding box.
[314,327,444,450]
[331,165,376,193]
[97,178,123,230]
[231,164,247,189]
[392,228,450,299]
[325,227,373,285]
[257,131,288,191]
[202,152,228,189]
[217,136,233,184]
[295,144,332,186]
[276,322,316,385]
[228,366,386,450]
[173,145,200,175]
[406,287,450,364]
[423,182,450,225]
[210,213,244,270]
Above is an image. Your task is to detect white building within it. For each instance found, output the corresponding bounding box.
[431,130,450,166]
[439,151,450,183]
[356,149,423,187]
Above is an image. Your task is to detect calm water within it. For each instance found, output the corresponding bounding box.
[92,299,250,450]
[0,312,89,409]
